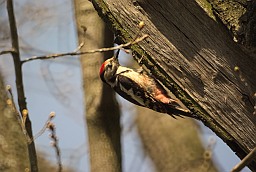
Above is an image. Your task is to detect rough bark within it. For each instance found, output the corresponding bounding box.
[208,0,256,56]
[91,0,256,170]
[136,107,218,172]
[73,1,122,172]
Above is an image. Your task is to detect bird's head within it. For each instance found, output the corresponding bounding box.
[99,49,120,84]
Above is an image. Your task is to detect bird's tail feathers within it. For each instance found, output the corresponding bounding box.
[165,104,194,119]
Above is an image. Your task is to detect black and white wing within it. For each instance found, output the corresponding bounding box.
[114,70,192,118]
[113,71,167,113]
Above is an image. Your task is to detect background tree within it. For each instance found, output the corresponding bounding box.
[0,72,75,172]
[73,1,122,171]
[0,0,78,171]
[0,72,29,172]
[1,0,254,171]
[136,106,218,172]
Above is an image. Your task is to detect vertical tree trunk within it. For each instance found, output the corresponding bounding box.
[73,1,122,171]
[137,107,218,172]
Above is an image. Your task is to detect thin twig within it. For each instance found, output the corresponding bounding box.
[32,112,55,142]
[48,122,62,172]
[73,41,85,52]
[6,85,31,142]
[73,25,87,52]
[6,0,38,171]
[230,147,256,172]
[0,49,15,55]
[21,34,149,63]
[6,85,21,123]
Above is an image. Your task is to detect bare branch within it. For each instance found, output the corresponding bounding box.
[48,121,62,172]
[73,41,85,52]
[21,34,149,63]
[0,49,15,55]
[32,112,55,142]
[6,85,21,122]
[73,25,87,52]
[6,0,38,171]
[231,147,256,172]
[6,85,32,143]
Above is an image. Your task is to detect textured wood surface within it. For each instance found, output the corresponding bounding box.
[92,0,256,169]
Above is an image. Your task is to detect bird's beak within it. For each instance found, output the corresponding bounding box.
[114,49,120,60]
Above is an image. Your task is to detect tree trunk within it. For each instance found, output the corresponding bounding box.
[91,0,256,170]
[73,1,122,172]
[208,0,256,56]
[136,107,218,172]
[0,73,29,171]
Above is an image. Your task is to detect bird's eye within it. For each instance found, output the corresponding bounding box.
[108,63,112,68]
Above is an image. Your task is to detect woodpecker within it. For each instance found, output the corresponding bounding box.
[99,50,193,118]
